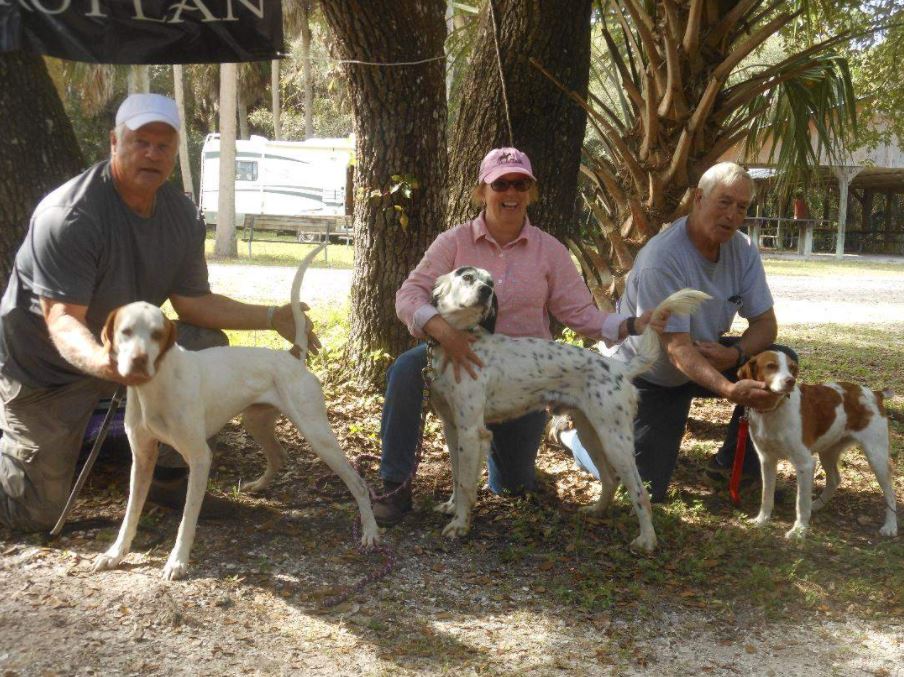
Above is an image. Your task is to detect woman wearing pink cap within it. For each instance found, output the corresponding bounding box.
[374,147,659,526]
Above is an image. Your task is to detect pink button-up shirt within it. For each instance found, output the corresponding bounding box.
[396,214,626,342]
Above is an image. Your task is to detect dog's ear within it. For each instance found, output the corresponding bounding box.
[431,273,451,308]
[100,307,119,354]
[154,315,178,368]
[737,356,755,381]
[479,292,498,334]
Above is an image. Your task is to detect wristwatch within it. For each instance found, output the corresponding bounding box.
[734,344,748,368]
[626,316,640,336]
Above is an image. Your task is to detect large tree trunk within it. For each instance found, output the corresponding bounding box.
[321,0,448,388]
[0,52,84,285]
[447,0,593,242]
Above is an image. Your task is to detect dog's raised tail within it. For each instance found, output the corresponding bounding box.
[624,288,711,379]
[290,242,327,359]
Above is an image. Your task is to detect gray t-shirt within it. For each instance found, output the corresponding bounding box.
[0,161,210,388]
[609,216,773,387]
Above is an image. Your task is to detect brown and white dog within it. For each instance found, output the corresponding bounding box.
[739,350,897,539]
[92,246,379,580]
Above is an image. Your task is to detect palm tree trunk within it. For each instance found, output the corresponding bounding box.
[301,0,314,139]
[0,51,84,284]
[237,83,249,140]
[271,59,281,140]
[127,66,150,94]
[214,63,238,258]
[172,65,195,201]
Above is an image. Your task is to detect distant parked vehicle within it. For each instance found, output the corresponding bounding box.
[199,133,354,242]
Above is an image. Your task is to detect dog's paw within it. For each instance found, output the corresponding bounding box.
[240,478,268,494]
[784,524,809,540]
[442,519,470,538]
[579,503,607,517]
[629,533,657,553]
[360,527,380,548]
[162,559,189,581]
[879,522,898,538]
[750,514,770,527]
[433,498,456,515]
[92,552,124,572]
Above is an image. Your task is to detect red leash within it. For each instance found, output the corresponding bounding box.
[729,413,749,507]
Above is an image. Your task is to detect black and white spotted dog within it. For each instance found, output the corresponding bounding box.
[428,266,710,551]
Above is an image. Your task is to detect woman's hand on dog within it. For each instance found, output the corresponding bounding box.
[635,309,668,336]
[424,316,484,382]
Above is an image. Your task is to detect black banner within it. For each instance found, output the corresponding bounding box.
[0,0,284,64]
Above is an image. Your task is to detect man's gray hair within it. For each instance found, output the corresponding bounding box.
[697,162,755,199]
[112,123,179,154]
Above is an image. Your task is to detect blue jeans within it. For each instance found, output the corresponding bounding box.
[564,339,798,502]
[380,343,548,494]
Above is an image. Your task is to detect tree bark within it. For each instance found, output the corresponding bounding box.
[321,0,448,388]
[0,52,84,285]
[447,0,593,242]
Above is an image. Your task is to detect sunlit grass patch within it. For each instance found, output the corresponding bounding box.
[204,232,354,269]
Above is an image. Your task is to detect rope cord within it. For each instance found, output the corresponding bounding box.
[488,0,514,146]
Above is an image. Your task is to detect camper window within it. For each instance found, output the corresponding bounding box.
[236,160,258,182]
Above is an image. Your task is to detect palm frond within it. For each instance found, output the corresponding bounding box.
[739,50,857,195]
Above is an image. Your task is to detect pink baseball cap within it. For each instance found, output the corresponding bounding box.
[478,147,536,184]
[115,93,180,131]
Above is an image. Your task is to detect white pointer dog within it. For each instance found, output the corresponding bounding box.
[93,246,379,580]
[428,266,710,551]
[739,350,897,539]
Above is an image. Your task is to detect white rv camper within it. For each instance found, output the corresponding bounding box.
[199,134,354,237]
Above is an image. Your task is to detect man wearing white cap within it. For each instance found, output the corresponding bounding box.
[0,93,309,531]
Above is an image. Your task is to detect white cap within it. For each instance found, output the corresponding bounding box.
[115,93,180,131]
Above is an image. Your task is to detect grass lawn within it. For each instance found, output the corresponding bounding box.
[204,229,355,269]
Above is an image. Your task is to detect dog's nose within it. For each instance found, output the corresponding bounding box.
[784,376,796,388]
[131,354,149,372]
[478,285,492,301]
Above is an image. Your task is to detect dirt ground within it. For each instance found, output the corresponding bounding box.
[2,261,903,676]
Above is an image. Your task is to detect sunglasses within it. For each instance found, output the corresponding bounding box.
[488,178,533,192]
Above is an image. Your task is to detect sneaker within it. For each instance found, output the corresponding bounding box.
[372,481,412,527]
[545,415,573,448]
[146,476,234,520]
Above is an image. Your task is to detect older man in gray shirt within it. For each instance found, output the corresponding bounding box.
[0,93,312,531]
[557,162,796,502]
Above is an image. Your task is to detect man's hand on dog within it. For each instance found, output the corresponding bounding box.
[272,303,321,355]
[727,379,777,409]
[425,316,484,382]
